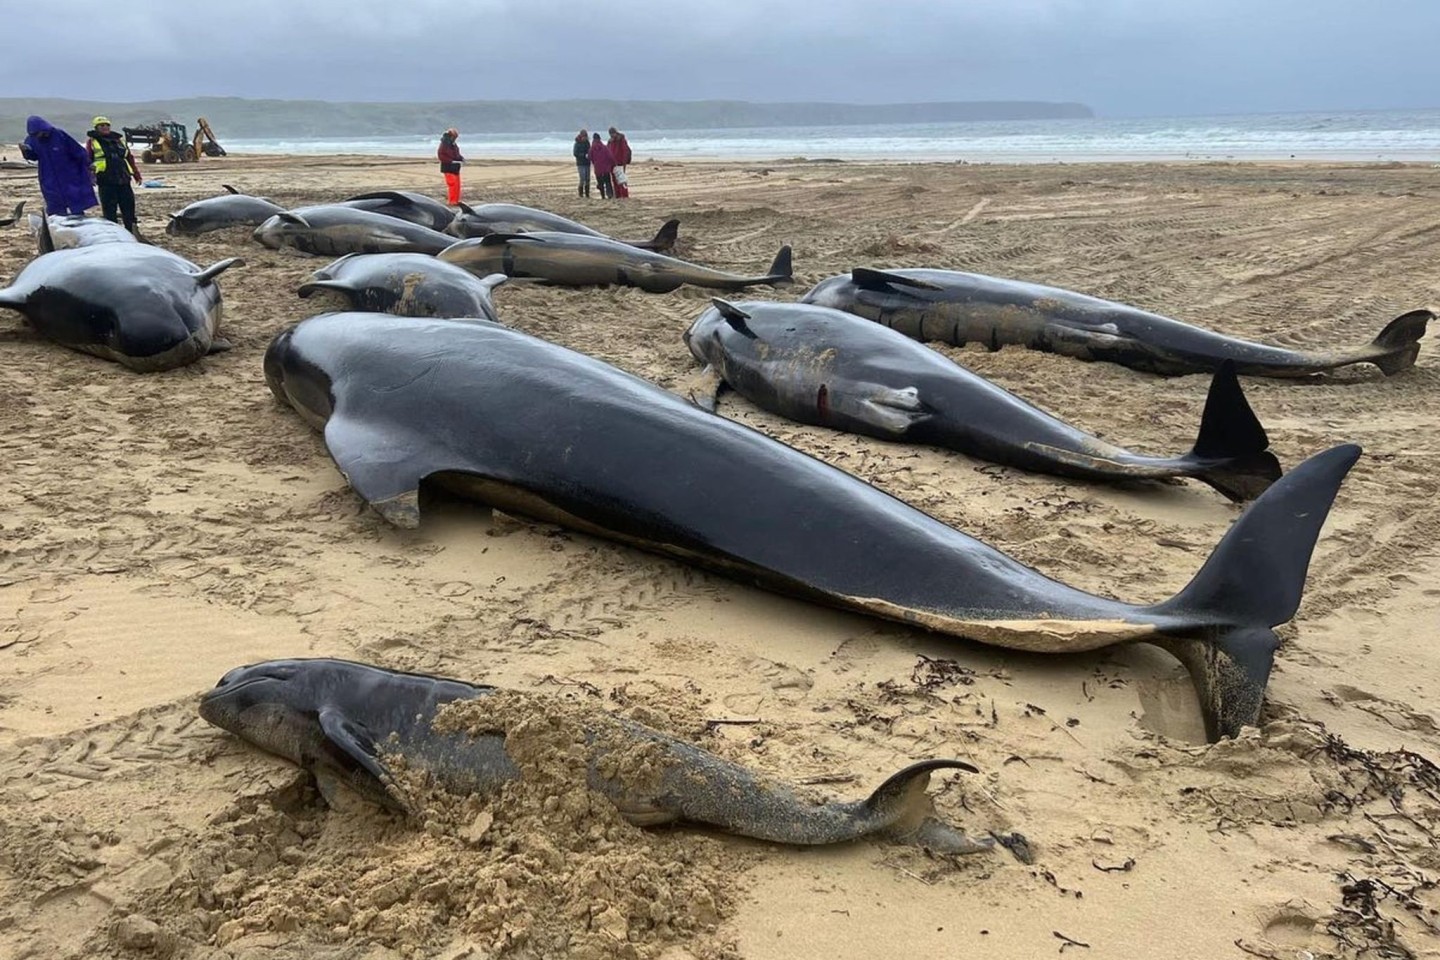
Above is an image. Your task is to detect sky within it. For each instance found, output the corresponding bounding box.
[2,0,1436,117]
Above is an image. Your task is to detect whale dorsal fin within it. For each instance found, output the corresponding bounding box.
[346,190,415,205]
[851,268,943,292]
[222,184,240,195]
[456,201,476,215]
[37,207,55,255]
[710,298,755,337]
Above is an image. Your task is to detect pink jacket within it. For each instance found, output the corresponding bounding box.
[589,139,615,175]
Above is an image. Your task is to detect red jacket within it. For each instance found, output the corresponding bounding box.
[607,134,632,166]
[438,134,463,173]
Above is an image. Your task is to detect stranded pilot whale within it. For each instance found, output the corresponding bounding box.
[439,232,791,293]
[200,658,996,853]
[254,205,457,257]
[684,299,1282,501]
[298,253,509,321]
[446,201,681,253]
[802,268,1432,378]
[0,213,241,370]
[263,312,1361,741]
[166,185,285,236]
[340,190,458,233]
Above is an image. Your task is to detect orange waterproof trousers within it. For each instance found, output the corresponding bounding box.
[444,172,462,204]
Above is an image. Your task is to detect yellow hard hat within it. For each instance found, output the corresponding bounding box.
[93,116,111,127]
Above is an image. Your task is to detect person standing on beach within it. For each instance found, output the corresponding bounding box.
[589,133,615,200]
[19,115,97,216]
[607,127,632,199]
[573,129,592,197]
[85,117,143,234]
[438,128,464,204]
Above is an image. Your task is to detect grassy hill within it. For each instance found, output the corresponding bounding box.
[0,96,1093,144]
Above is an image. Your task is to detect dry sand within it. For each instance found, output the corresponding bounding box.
[1,153,1439,959]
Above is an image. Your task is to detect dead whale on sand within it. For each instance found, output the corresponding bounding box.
[200,658,997,853]
[262,312,1362,740]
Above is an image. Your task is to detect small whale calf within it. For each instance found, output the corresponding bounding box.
[200,658,997,853]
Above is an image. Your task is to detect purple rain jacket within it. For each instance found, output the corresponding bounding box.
[20,116,98,216]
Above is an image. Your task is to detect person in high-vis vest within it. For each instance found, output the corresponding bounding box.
[85,117,143,234]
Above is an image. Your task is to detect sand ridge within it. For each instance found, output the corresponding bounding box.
[1,153,1439,958]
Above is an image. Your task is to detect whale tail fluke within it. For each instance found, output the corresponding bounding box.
[1368,308,1432,375]
[1186,360,1283,501]
[1151,443,1361,740]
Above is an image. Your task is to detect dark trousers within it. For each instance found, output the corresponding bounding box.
[98,180,137,231]
[597,172,614,199]
[576,161,591,196]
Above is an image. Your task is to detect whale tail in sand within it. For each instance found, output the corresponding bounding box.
[1148,442,1361,740]
[1182,360,1284,501]
[1368,308,1433,375]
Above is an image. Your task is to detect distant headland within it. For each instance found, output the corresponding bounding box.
[0,97,1093,142]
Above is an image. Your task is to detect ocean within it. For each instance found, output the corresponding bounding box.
[219,108,1440,164]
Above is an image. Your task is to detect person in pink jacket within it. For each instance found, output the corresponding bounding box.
[588,133,616,200]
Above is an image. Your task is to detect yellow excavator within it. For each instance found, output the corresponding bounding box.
[124,117,227,164]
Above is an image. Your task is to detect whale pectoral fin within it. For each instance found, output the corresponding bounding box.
[207,337,233,355]
[322,410,454,529]
[871,385,924,412]
[851,384,929,435]
[850,268,943,292]
[193,258,245,284]
[479,232,545,246]
[317,707,412,814]
[710,298,756,338]
[679,364,727,413]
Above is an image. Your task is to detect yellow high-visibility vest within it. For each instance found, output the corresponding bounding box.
[90,135,129,176]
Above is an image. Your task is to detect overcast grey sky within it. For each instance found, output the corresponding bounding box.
[3,0,1435,116]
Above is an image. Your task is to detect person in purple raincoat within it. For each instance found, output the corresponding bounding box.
[18,116,98,216]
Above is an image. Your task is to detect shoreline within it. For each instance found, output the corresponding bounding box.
[2,154,1439,960]
[215,149,1440,165]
